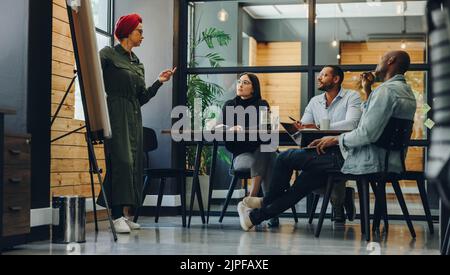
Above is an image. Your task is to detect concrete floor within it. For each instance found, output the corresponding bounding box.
[4,216,440,255]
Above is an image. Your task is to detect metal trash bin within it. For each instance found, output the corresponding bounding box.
[52,196,86,244]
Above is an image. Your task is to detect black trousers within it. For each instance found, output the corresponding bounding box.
[249,146,344,225]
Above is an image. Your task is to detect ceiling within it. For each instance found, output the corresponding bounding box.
[243,1,426,20]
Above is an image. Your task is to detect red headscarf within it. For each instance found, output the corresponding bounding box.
[114,13,142,40]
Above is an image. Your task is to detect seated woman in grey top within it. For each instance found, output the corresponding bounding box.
[218,73,277,197]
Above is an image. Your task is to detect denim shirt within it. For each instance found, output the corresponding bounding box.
[338,75,417,175]
[301,88,362,130]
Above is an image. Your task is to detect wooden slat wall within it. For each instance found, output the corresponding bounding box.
[341,41,426,193]
[340,41,425,65]
[51,0,105,197]
[252,42,302,123]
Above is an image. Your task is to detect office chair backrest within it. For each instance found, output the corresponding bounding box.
[374,118,414,151]
[373,117,414,173]
[143,127,158,153]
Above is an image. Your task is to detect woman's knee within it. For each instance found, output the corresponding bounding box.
[233,153,255,170]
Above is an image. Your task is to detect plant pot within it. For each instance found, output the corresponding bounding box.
[186,175,210,211]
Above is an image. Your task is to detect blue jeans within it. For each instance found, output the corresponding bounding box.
[249,147,344,225]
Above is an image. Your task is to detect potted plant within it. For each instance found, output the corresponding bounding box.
[185,26,232,209]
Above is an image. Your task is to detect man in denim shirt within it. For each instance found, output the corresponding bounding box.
[237,51,417,231]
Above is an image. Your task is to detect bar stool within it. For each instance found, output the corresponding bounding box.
[314,118,416,242]
[133,127,190,227]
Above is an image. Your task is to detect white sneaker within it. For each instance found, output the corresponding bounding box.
[237,202,254,231]
[113,217,131,234]
[124,217,141,230]
[242,196,263,209]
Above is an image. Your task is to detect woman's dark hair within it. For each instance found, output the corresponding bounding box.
[239,72,261,100]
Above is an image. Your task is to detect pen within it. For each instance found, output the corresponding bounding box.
[289,116,299,123]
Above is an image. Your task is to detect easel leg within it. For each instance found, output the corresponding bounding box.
[86,136,117,242]
[88,158,99,232]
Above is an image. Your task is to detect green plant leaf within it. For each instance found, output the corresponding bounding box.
[218,148,232,166]
[186,24,231,173]
[206,52,225,67]
[201,28,231,49]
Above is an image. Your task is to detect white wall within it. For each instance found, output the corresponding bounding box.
[0,0,29,133]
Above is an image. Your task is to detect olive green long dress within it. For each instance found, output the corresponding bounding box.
[97,44,162,208]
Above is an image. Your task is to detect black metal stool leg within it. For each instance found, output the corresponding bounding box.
[373,181,386,233]
[195,174,206,224]
[180,175,187,227]
[244,179,248,196]
[446,236,450,256]
[369,181,377,193]
[360,178,371,242]
[372,183,389,233]
[188,144,203,228]
[206,142,218,224]
[356,180,365,235]
[308,194,320,224]
[417,179,434,234]
[155,177,166,223]
[291,205,298,223]
[134,175,150,223]
[383,202,389,234]
[443,218,450,255]
[443,220,450,255]
[392,180,416,239]
[219,176,239,223]
[315,177,333,238]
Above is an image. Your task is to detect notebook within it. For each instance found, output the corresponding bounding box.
[281,122,318,149]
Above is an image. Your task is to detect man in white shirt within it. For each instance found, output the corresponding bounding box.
[296,65,362,224]
[299,66,362,130]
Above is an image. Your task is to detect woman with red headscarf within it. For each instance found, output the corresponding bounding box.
[96,13,176,233]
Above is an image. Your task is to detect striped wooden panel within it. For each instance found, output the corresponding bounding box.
[51,117,86,133]
[52,90,75,107]
[53,18,72,38]
[51,172,101,187]
[54,0,67,8]
[340,41,425,65]
[253,42,302,124]
[52,74,75,92]
[53,2,69,22]
[51,103,75,119]
[53,32,73,51]
[51,0,104,197]
[51,159,107,173]
[52,184,102,198]
[248,37,257,67]
[52,60,75,78]
[51,145,105,160]
[51,131,90,146]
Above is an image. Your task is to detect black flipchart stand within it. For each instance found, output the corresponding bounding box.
[50,2,117,241]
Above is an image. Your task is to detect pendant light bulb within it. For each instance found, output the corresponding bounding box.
[218,8,229,22]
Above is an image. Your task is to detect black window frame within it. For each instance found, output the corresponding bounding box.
[93,0,115,46]
[177,0,431,146]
